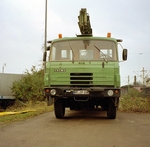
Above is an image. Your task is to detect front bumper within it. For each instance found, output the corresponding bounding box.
[44,87,120,98]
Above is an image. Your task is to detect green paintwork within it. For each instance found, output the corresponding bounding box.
[44,36,120,88]
[51,36,118,44]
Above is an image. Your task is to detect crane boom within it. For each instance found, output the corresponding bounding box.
[78,8,92,36]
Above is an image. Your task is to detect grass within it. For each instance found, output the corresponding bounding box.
[119,88,150,113]
[1,88,150,126]
[119,97,150,113]
[0,100,53,126]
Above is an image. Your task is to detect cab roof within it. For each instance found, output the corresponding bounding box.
[48,36,122,44]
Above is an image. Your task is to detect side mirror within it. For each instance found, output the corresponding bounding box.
[43,51,47,61]
[122,49,127,61]
[46,46,50,51]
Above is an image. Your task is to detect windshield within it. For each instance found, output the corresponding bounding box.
[49,40,118,61]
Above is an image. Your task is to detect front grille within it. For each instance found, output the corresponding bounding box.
[70,73,93,85]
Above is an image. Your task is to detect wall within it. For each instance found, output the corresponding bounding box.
[0,73,23,99]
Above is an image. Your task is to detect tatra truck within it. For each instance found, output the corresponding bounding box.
[43,8,127,119]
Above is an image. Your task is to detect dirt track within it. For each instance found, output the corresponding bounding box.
[0,109,150,147]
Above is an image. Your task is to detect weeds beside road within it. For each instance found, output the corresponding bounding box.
[120,97,150,113]
[120,88,150,113]
[0,101,53,126]
[0,88,150,126]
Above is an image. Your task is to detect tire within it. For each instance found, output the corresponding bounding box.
[107,99,117,119]
[54,98,65,119]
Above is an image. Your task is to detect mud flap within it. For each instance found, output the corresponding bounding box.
[47,96,53,106]
[107,99,117,119]
[115,97,119,107]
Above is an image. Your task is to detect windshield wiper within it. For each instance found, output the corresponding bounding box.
[68,43,75,63]
[94,45,108,63]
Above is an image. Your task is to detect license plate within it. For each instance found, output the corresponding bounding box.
[73,90,89,95]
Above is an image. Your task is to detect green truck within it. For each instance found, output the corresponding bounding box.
[43,8,127,119]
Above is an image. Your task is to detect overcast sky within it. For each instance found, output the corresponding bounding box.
[0,0,150,85]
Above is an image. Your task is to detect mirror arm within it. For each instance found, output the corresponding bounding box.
[43,51,47,61]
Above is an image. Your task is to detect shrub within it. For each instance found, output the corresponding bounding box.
[11,66,44,102]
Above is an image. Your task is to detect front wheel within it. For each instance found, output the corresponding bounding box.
[54,98,65,119]
[107,99,117,119]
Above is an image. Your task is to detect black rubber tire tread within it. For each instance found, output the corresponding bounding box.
[107,100,117,119]
[54,98,65,119]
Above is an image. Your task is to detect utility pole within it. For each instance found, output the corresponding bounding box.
[133,75,136,86]
[128,75,130,90]
[142,67,145,85]
[44,0,47,74]
[138,53,143,73]
[140,67,150,86]
[2,63,6,73]
[133,67,150,86]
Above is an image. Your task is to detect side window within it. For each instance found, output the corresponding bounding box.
[61,50,67,58]
[61,49,72,60]
[100,49,113,59]
[51,47,56,61]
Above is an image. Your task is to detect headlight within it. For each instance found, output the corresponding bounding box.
[50,89,56,95]
[107,90,114,96]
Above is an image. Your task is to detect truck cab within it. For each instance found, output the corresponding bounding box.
[43,8,127,119]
